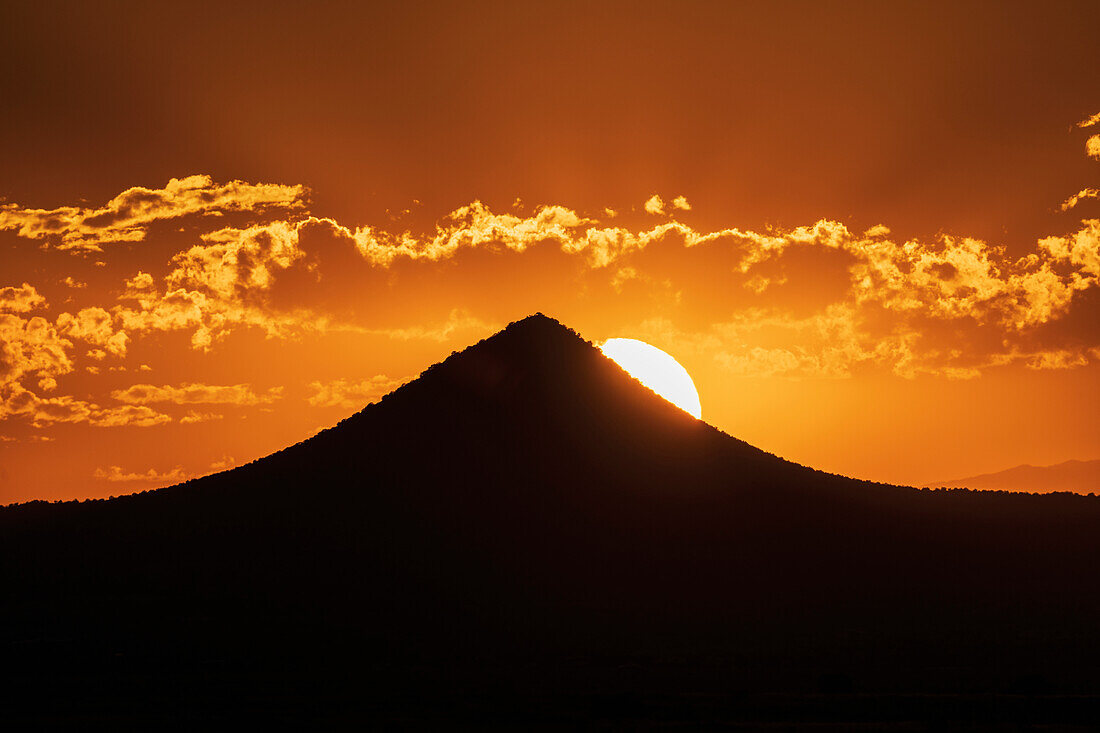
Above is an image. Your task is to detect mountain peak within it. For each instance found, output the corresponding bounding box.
[396,312,594,398]
[507,311,561,327]
[495,312,584,343]
[322,310,741,481]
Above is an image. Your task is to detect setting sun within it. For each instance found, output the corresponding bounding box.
[600,338,702,419]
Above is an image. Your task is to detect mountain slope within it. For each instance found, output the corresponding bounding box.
[2,313,1099,726]
[929,458,1100,493]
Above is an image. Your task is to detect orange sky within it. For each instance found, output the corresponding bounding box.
[1,1,1098,502]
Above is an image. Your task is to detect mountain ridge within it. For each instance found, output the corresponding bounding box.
[928,457,1100,493]
[1,312,865,510]
[2,312,1100,726]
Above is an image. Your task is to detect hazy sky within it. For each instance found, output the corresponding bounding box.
[1,1,1098,502]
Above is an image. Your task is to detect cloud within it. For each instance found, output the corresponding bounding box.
[0,175,307,253]
[0,385,171,427]
[24,190,872,356]
[1025,349,1090,370]
[708,305,914,379]
[644,195,689,215]
[625,213,1100,379]
[89,404,172,428]
[0,307,80,429]
[111,214,500,349]
[167,220,304,299]
[0,106,1093,457]
[0,314,73,388]
[179,410,224,424]
[4,158,1098,388]
[1038,219,1100,279]
[0,284,46,313]
[348,203,594,267]
[610,266,643,293]
[93,454,235,484]
[1061,188,1100,211]
[717,346,803,378]
[94,465,188,483]
[1078,111,1100,128]
[100,197,1100,377]
[209,455,235,471]
[112,274,214,349]
[322,203,694,269]
[307,375,404,408]
[113,222,327,350]
[56,307,128,357]
[111,382,284,406]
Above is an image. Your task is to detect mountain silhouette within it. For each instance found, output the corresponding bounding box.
[929,458,1100,493]
[3,313,1100,728]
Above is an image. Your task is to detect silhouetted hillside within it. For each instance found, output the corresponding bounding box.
[929,458,1100,493]
[3,313,1100,728]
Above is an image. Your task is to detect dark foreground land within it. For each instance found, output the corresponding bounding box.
[3,315,1099,729]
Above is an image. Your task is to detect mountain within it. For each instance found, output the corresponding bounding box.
[3,313,1100,728]
[929,458,1100,493]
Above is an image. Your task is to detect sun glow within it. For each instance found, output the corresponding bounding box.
[600,338,703,419]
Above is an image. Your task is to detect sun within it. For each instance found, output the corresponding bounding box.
[600,338,703,419]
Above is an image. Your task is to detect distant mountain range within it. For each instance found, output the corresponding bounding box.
[3,314,1099,727]
[929,459,1100,493]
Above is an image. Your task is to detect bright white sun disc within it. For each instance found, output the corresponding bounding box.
[600,338,702,419]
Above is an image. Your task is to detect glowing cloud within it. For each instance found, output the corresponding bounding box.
[1,151,1096,445]
[56,308,128,357]
[0,175,306,252]
[307,376,405,408]
[644,195,666,214]
[1061,188,1100,211]
[0,284,47,313]
[0,385,171,427]
[111,383,284,406]
[94,465,189,483]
